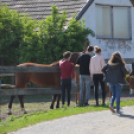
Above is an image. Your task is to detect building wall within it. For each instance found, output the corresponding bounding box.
[80,0,133,65]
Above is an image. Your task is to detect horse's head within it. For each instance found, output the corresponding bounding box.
[70,52,82,65]
[50,52,82,66]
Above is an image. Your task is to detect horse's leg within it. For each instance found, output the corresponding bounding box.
[109,87,112,101]
[105,84,112,102]
[105,84,108,99]
[15,72,31,114]
[75,72,80,106]
[56,94,61,108]
[75,94,79,106]
[8,95,15,115]
[50,94,57,109]
[18,95,27,114]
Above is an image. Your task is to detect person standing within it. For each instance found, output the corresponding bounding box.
[101,52,128,113]
[59,51,75,107]
[89,46,106,106]
[76,45,94,106]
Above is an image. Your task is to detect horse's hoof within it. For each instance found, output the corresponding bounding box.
[50,105,53,109]
[56,105,59,108]
[24,111,27,114]
[7,112,12,115]
[21,108,27,114]
[7,108,12,115]
[75,103,78,107]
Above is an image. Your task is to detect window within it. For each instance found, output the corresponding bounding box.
[95,5,131,39]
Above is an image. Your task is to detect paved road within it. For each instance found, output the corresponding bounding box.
[9,106,134,134]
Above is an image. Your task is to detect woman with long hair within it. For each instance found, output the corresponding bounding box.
[101,52,128,113]
[89,46,106,106]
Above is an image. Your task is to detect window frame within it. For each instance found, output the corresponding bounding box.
[95,4,132,40]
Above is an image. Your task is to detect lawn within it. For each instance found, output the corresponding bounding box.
[0,87,134,134]
[0,100,134,134]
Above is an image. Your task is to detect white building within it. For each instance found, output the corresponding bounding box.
[1,0,134,67]
[77,0,134,66]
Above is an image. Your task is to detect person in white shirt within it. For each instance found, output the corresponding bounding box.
[89,46,106,106]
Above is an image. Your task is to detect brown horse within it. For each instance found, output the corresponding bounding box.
[7,52,111,114]
[7,52,81,115]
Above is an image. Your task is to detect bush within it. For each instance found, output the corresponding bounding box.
[0,4,95,65]
[38,5,95,64]
[0,3,38,65]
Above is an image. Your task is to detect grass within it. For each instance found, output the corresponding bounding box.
[0,100,134,134]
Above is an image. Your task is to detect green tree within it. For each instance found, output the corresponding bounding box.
[0,3,95,65]
[38,5,95,64]
[0,3,38,65]
[64,14,94,52]
[0,4,23,65]
[19,16,38,63]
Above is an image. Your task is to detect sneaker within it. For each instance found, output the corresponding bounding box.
[96,102,99,106]
[84,103,89,106]
[78,102,83,107]
[109,106,115,113]
[62,104,65,108]
[116,110,122,114]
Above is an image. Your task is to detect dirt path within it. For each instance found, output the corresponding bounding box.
[1,89,134,121]
[9,106,134,134]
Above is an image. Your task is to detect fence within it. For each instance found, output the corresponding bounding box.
[0,65,80,96]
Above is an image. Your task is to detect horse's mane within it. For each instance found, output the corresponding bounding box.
[70,52,82,64]
[17,52,82,67]
[17,62,59,67]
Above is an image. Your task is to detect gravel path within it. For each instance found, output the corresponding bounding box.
[9,106,134,134]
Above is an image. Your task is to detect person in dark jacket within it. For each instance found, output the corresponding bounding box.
[76,45,94,106]
[101,52,128,114]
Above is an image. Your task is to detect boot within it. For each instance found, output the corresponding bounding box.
[96,100,99,106]
[102,98,106,106]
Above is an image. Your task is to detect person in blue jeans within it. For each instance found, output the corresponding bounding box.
[101,52,128,113]
[76,45,94,106]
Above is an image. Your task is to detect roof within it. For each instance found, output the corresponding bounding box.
[76,0,94,20]
[76,0,134,20]
[0,0,89,21]
[130,0,134,6]
[1,0,133,21]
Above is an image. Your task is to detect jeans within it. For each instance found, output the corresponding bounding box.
[93,74,105,104]
[79,75,90,104]
[61,79,71,106]
[109,83,122,111]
